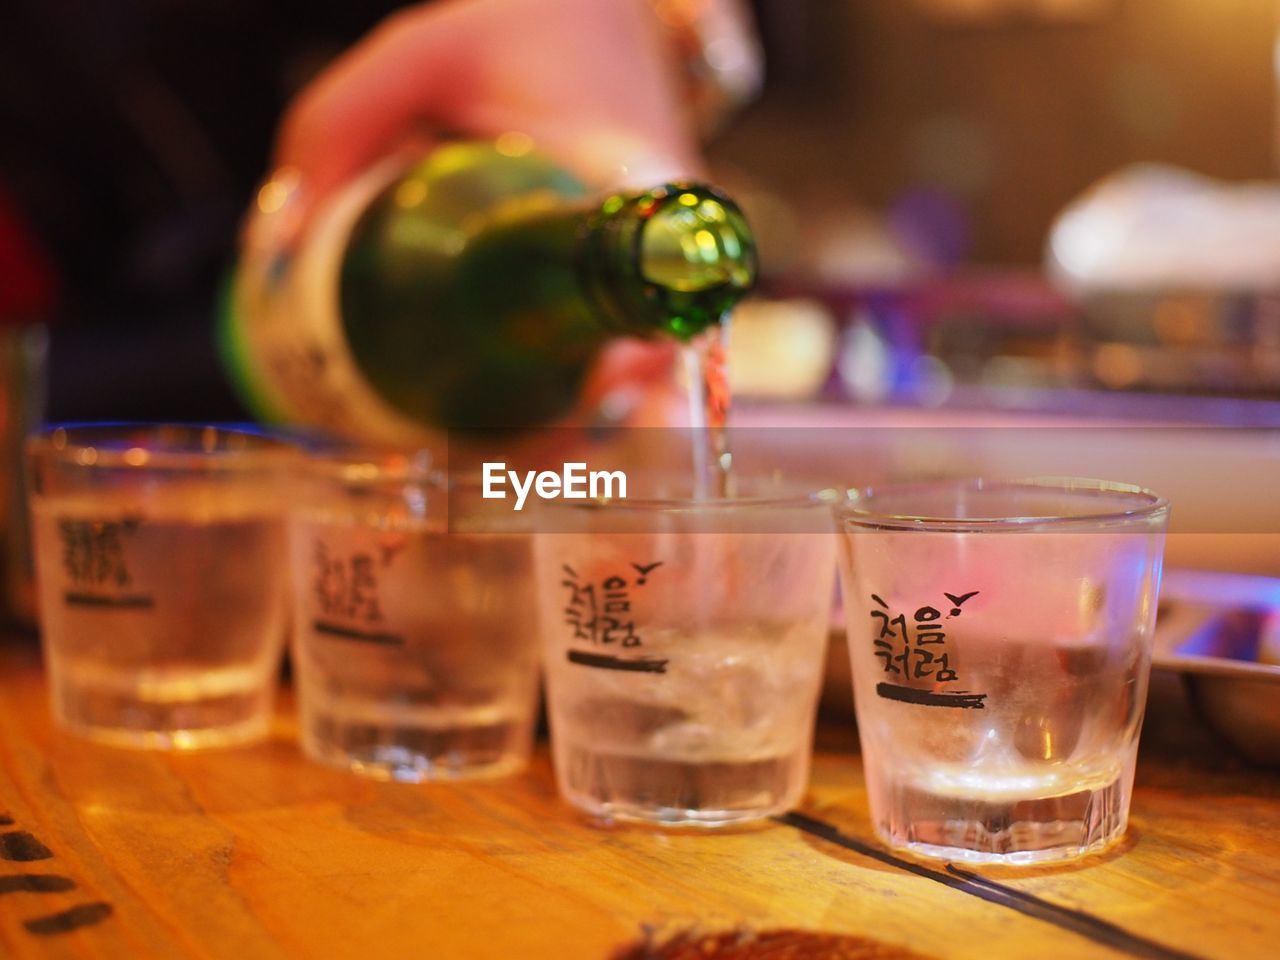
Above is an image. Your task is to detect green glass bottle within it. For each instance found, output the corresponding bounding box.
[221,140,756,443]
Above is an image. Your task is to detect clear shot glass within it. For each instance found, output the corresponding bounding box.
[27,423,295,748]
[287,453,540,780]
[536,478,837,826]
[835,477,1169,864]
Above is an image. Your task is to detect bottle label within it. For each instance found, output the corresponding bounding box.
[221,161,437,447]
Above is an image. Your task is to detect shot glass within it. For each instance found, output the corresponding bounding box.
[288,454,540,780]
[536,481,837,826]
[27,424,294,748]
[835,477,1169,864]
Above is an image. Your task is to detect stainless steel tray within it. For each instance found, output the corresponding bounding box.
[1152,569,1280,765]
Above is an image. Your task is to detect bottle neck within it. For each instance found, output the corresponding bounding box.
[579,183,757,341]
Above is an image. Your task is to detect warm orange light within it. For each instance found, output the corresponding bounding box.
[256,171,297,214]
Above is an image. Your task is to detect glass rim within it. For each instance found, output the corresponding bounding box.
[293,451,519,495]
[542,486,839,515]
[295,447,444,486]
[836,476,1169,531]
[26,422,299,472]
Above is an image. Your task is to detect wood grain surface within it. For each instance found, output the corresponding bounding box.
[0,640,1276,960]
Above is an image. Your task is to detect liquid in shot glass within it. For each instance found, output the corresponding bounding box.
[836,477,1169,864]
[27,424,294,749]
[287,454,540,781]
[536,480,836,826]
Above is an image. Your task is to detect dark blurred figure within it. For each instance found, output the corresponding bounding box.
[1,0,406,420]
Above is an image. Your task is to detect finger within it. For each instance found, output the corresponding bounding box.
[273,3,475,201]
[274,0,701,202]
[577,338,680,425]
[538,128,702,192]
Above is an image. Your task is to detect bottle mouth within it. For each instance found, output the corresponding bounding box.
[589,182,757,341]
[638,186,756,294]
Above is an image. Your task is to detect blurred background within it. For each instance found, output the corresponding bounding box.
[732,0,1276,266]
[717,0,1280,411]
[3,0,1280,418]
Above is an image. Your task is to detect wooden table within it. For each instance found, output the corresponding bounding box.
[0,639,1276,960]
